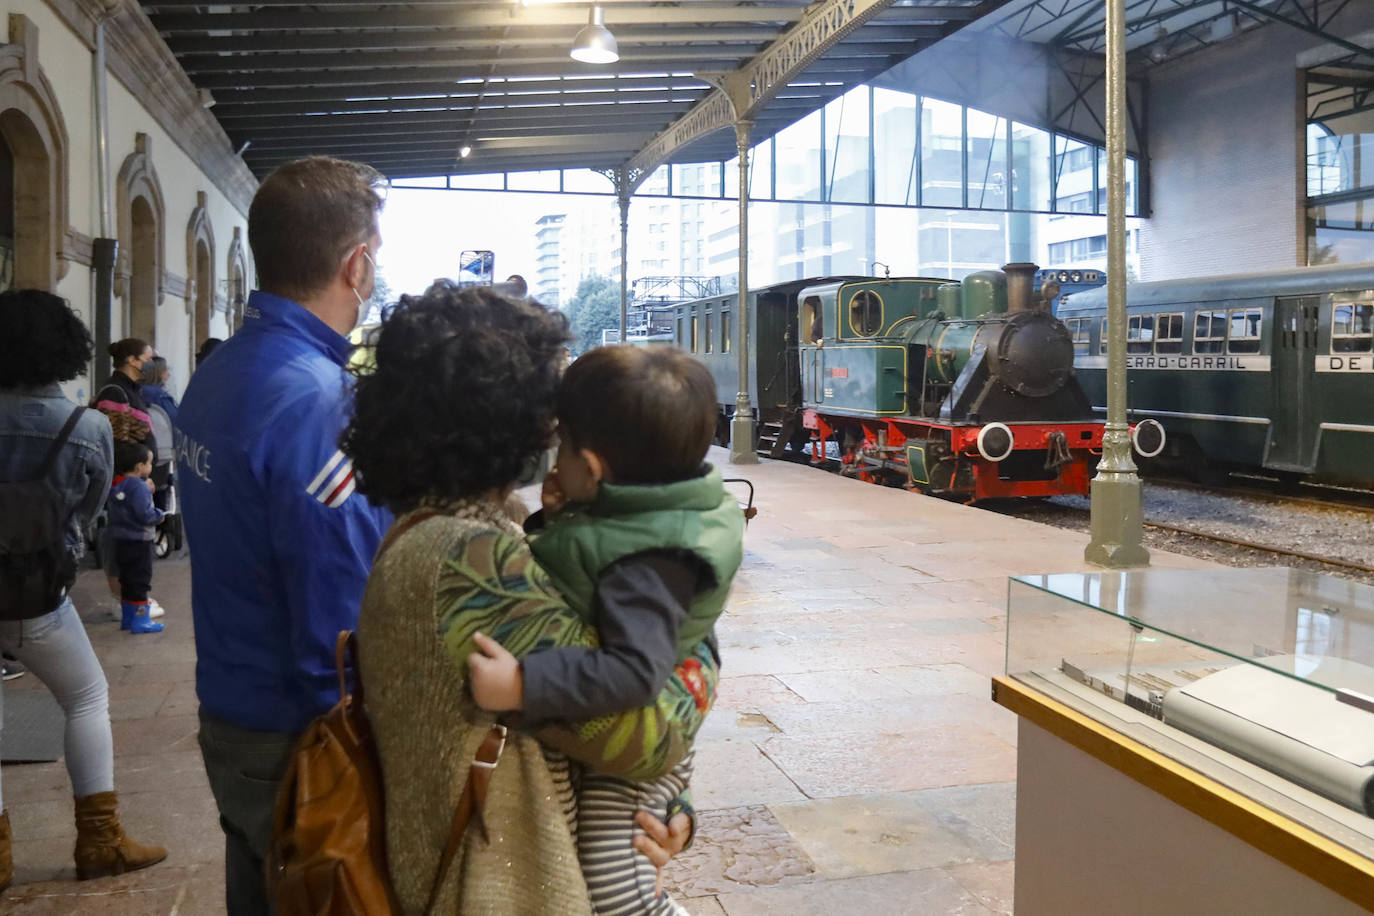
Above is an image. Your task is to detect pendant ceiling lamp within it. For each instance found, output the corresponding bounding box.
[570,6,618,64]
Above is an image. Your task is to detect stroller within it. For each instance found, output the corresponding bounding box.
[144,401,183,558]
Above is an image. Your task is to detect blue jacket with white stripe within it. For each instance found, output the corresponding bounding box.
[177,291,392,733]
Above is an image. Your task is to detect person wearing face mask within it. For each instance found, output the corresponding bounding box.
[174,156,394,914]
[94,339,167,623]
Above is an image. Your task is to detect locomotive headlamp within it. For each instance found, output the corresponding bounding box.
[976,423,1015,462]
[1130,418,1167,458]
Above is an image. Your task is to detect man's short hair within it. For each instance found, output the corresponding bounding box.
[248,157,386,302]
[556,346,718,485]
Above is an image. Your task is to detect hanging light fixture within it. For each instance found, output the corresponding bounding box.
[459,144,472,158]
[570,5,618,64]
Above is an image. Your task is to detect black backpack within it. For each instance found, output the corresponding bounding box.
[0,408,85,620]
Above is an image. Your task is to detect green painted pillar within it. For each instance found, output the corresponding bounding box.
[731,119,759,465]
[1085,0,1149,568]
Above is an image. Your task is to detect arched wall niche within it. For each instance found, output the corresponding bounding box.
[0,14,70,291]
[186,190,214,350]
[117,132,166,341]
[226,225,247,332]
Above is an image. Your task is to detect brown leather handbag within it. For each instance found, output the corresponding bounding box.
[268,630,507,915]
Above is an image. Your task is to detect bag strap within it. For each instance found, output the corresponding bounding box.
[94,381,129,406]
[34,408,85,482]
[422,723,507,914]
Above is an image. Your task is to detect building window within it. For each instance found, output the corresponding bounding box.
[1126,314,1154,354]
[1154,313,1184,354]
[1194,310,1226,353]
[1056,145,1093,173]
[1048,241,1071,265]
[1228,308,1263,354]
[1332,292,1374,353]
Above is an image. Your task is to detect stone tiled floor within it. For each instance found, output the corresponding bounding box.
[0,449,1215,914]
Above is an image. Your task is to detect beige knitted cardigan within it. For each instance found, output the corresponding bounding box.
[357,503,593,916]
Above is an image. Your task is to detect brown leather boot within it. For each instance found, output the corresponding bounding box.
[73,791,167,880]
[0,810,12,892]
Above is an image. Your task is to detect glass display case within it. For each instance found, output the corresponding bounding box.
[1006,567,1374,845]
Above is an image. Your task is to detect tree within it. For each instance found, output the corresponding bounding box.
[564,274,620,355]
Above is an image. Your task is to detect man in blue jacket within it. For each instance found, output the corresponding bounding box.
[176,157,392,915]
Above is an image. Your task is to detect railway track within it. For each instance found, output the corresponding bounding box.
[1138,519,1374,577]
[1144,473,1374,516]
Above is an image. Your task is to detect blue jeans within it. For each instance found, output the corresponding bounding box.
[198,710,297,916]
[0,597,114,808]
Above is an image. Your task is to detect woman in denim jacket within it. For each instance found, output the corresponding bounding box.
[0,290,165,893]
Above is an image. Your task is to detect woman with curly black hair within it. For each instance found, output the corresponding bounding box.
[0,290,167,893]
[343,282,703,914]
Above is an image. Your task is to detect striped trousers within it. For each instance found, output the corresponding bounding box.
[578,753,693,916]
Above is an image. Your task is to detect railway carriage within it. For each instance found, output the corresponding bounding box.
[1059,262,1374,485]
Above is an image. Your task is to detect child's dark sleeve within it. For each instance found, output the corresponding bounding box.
[127,480,166,527]
[519,550,712,724]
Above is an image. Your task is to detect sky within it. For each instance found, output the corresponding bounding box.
[376,186,614,299]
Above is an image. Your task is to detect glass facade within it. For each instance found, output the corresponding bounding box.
[402,86,1140,219]
[399,85,1146,301]
[1306,75,1374,264]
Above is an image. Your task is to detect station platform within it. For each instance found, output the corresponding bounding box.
[0,447,1215,914]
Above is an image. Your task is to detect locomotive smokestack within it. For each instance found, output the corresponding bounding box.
[1003,262,1039,312]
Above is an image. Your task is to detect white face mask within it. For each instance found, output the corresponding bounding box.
[349,250,378,331]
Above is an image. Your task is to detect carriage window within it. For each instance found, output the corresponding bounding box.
[849,290,883,337]
[721,311,731,352]
[1065,317,1092,355]
[677,317,684,348]
[704,312,712,353]
[1099,317,1108,354]
[1194,310,1226,353]
[1127,315,1155,354]
[690,316,698,352]
[801,297,822,343]
[1228,308,1262,354]
[1332,292,1374,353]
[1154,313,1184,354]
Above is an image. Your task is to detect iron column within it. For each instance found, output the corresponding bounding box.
[617,172,630,344]
[730,119,759,464]
[1085,0,1149,567]
[92,17,115,390]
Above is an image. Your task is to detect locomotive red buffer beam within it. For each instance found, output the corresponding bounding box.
[804,410,1117,501]
[948,421,1105,500]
